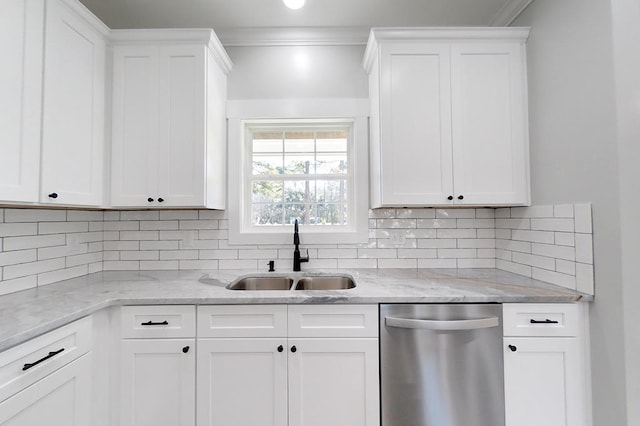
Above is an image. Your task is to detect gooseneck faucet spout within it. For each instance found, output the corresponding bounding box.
[293,219,309,272]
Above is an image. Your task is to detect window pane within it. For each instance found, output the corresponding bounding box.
[252,181,283,203]
[316,154,347,174]
[252,154,283,175]
[316,131,348,152]
[316,203,348,225]
[284,180,316,204]
[253,132,283,153]
[284,204,314,225]
[253,203,284,225]
[284,131,314,153]
[315,180,347,203]
[284,155,314,174]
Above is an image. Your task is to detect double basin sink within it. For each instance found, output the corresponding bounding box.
[227,273,356,291]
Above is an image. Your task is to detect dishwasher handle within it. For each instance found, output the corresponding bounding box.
[385,316,499,331]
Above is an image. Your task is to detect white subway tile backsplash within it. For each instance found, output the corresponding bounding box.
[4,209,66,223]
[0,204,595,296]
[575,234,594,264]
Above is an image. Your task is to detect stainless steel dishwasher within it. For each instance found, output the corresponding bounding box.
[380,304,505,426]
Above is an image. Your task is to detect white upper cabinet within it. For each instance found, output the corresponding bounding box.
[365,28,531,207]
[40,0,108,206]
[0,0,44,203]
[110,30,232,209]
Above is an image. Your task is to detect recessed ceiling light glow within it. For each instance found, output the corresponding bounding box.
[283,0,306,10]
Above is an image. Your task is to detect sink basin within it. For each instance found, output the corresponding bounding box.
[227,276,294,290]
[294,276,356,290]
[225,274,356,291]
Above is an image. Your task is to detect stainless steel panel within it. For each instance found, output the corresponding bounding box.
[380,304,505,426]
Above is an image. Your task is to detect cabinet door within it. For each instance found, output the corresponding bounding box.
[197,338,288,426]
[503,337,588,426]
[377,43,454,206]
[40,0,105,206]
[0,0,43,203]
[157,45,206,207]
[120,339,195,426]
[450,43,529,205]
[288,338,379,426]
[0,353,91,425]
[111,45,160,207]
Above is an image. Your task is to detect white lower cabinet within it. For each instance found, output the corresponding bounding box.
[503,303,590,426]
[120,339,195,426]
[0,354,92,425]
[197,304,380,426]
[119,305,196,426]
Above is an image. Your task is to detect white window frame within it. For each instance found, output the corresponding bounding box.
[227,99,369,245]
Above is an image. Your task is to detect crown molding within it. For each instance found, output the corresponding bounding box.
[490,0,535,26]
[216,27,370,47]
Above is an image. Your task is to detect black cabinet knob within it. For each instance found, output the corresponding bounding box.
[182,346,190,353]
[447,195,453,201]
[291,346,297,353]
[48,193,58,199]
[457,195,464,200]
[508,345,517,352]
[147,197,154,202]
[158,198,165,203]
[277,345,284,353]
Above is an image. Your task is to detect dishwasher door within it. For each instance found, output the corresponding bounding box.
[380,304,505,426]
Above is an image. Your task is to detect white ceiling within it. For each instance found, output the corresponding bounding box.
[78,0,529,42]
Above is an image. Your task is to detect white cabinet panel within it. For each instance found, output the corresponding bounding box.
[40,0,106,206]
[451,43,529,205]
[503,338,588,426]
[197,338,288,426]
[288,338,379,426]
[378,43,453,205]
[120,339,195,426]
[0,0,43,203]
[111,46,160,206]
[0,354,92,425]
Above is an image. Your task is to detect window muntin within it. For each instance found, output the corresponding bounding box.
[247,123,352,228]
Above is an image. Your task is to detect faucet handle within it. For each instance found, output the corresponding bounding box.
[302,249,310,263]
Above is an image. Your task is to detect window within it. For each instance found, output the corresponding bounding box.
[249,123,350,227]
[227,99,369,245]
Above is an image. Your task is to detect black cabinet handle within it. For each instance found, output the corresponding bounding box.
[447,195,453,201]
[182,346,190,353]
[277,345,284,353]
[158,198,164,203]
[147,197,154,202]
[48,193,58,199]
[508,345,517,352]
[141,320,169,326]
[23,348,65,371]
[457,195,464,200]
[530,319,559,324]
[291,346,297,353]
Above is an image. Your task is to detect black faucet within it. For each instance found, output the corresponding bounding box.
[293,219,309,271]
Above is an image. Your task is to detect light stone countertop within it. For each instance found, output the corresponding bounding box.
[0,268,592,352]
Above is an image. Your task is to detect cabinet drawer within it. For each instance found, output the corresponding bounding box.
[288,305,379,338]
[503,304,579,337]
[0,316,92,403]
[198,305,288,338]
[121,305,196,338]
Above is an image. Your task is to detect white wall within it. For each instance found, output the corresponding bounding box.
[226,45,368,99]
[514,0,633,423]
[610,0,640,422]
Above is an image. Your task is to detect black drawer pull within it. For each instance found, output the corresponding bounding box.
[23,348,65,371]
[530,319,558,324]
[141,320,169,326]
[508,345,517,352]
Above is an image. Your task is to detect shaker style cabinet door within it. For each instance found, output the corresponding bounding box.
[450,43,529,205]
[376,43,454,206]
[40,0,106,206]
[0,0,43,203]
[120,339,195,426]
[196,338,288,426]
[0,354,92,425]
